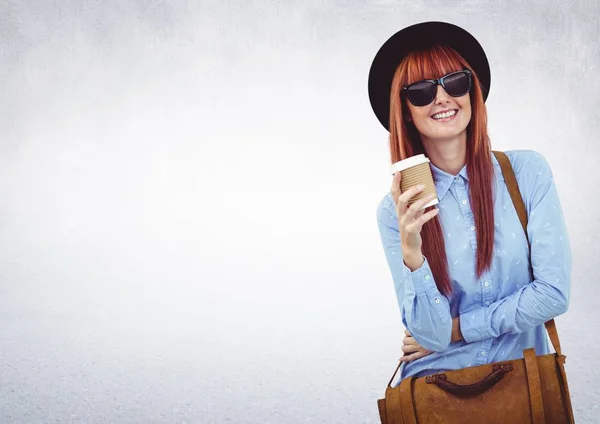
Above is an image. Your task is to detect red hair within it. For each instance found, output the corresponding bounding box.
[388,45,495,296]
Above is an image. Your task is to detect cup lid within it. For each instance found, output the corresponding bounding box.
[390,154,430,174]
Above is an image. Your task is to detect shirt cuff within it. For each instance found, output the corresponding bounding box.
[406,257,438,296]
[459,307,491,343]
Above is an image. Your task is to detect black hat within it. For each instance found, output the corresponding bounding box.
[368,21,491,131]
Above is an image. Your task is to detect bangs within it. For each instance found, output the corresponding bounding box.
[403,45,466,85]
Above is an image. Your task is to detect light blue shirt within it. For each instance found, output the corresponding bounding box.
[376,149,571,383]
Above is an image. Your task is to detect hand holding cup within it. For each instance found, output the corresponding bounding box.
[390,155,440,264]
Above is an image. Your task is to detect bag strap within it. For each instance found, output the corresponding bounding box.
[492,150,562,357]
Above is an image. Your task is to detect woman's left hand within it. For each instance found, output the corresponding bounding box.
[400,329,434,362]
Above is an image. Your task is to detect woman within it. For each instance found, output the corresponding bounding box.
[368,21,571,383]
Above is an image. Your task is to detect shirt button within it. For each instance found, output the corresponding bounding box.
[455,177,460,182]
[484,281,490,287]
[434,298,440,304]
[424,274,430,280]
[485,301,491,306]
[462,200,467,205]
[480,352,487,357]
[470,226,475,231]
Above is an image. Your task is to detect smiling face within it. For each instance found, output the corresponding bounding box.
[405,83,472,143]
[388,45,489,167]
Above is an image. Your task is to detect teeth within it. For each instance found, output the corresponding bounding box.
[432,110,457,120]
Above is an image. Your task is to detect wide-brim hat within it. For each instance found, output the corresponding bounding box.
[368,21,491,131]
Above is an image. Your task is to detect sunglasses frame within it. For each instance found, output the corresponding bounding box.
[402,69,472,107]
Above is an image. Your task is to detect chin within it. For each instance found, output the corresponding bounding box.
[428,128,468,140]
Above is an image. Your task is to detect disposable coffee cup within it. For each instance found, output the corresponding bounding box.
[390,154,438,210]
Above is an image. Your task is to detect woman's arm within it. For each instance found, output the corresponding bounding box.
[377,197,453,352]
[459,153,571,343]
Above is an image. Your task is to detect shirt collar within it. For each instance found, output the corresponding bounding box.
[429,152,504,201]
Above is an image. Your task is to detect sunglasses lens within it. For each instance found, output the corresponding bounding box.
[406,82,436,107]
[443,72,471,97]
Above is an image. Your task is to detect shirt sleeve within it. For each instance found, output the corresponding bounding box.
[376,195,453,352]
[459,153,572,343]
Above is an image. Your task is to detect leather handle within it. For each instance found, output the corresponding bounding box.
[387,360,403,388]
[425,364,513,397]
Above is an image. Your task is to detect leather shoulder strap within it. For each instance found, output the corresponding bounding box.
[492,150,562,356]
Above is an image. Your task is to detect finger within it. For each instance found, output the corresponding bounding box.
[392,170,402,188]
[402,336,415,345]
[404,208,440,234]
[390,172,402,208]
[396,184,425,217]
[403,193,436,222]
[406,202,427,220]
[400,197,431,230]
[404,329,411,336]
[401,343,420,354]
[407,206,426,225]
[400,350,431,363]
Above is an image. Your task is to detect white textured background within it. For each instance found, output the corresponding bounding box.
[1,1,599,423]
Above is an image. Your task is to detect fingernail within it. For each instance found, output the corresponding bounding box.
[417,184,425,190]
[427,193,435,198]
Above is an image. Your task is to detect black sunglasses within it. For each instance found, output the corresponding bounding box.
[402,69,472,107]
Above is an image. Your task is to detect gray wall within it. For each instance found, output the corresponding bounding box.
[1,1,598,423]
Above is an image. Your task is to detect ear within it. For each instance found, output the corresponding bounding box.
[404,113,413,123]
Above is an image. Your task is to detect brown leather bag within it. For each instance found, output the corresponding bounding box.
[377,151,575,424]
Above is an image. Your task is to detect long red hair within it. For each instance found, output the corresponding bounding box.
[388,45,495,296]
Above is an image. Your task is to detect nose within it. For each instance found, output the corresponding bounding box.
[434,84,451,104]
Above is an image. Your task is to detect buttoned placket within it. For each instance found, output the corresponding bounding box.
[481,275,494,307]
[452,175,493,364]
[477,270,495,364]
